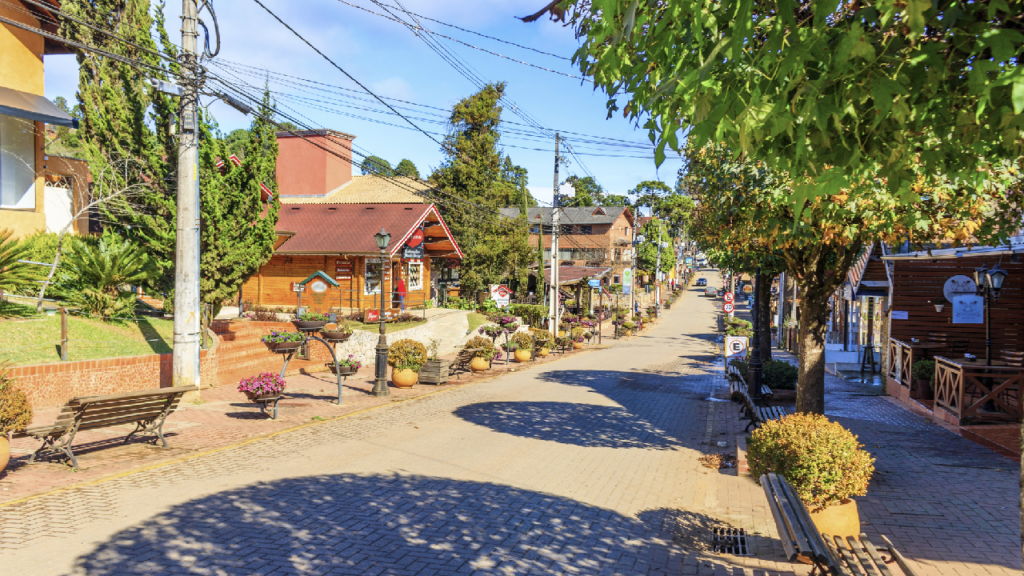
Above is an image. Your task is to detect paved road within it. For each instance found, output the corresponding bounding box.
[0,284,739,576]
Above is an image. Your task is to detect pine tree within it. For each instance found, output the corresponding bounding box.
[198,92,281,319]
[394,159,420,179]
[362,155,393,176]
[429,83,534,294]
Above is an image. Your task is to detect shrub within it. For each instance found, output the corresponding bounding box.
[748,414,875,511]
[510,331,533,350]
[763,359,798,390]
[0,367,32,436]
[261,331,304,344]
[622,321,635,330]
[726,318,753,337]
[911,359,936,384]
[570,327,586,343]
[297,311,327,321]
[464,336,495,359]
[529,328,553,348]
[237,373,286,397]
[242,300,278,322]
[60,234,159,320]
[387,339,427,371]
[729,358,749,383]
[510,303,547,328]
[427,338,442,361]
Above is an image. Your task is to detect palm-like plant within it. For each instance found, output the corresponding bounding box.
[0,228,41,295]
[60,235,159,320]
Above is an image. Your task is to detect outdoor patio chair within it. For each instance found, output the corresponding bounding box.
[1000,351,1023,367]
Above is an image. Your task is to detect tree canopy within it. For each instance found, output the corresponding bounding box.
[362,155,393,176]
[395,158,420,179]
[636,217,675,276]
[553,0,1023,213]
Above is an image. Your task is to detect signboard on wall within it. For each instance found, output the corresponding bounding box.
[943,275,975,303]
[334,259,353,281]
[364,309,380,323]
[403,246,424,260]
[952,295,984,324]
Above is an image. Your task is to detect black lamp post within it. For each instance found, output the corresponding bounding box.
[373,227,391,397]
[747,266,763,399]
[973,263,1008,366]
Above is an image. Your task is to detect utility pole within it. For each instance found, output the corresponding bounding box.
[654,218,663,317]
[630,213,637,318]
[173,0,201,392]
[548,133,560,335]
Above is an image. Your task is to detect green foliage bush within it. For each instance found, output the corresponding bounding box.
[464,336,496,360]
[510,331,533,351]
[297,311,327,321]
[763,359,798,390]
[748,414,875,511]
[911,360,936,384]
[387,339,427,371]
[509,303,547,328]
[726,317,753,337]
[0,367,32,435]
[570,327,586,342]
[59,234,159,319]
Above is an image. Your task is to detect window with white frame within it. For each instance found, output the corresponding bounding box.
[0,114,37,209]
[407,262,423,290]
[364,259,382,295]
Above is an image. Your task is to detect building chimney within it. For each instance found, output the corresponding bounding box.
[274,129,356,196]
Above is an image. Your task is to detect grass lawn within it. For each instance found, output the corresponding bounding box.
[0,301,174,366]
[341,318,427,334]
[467,312,488,333]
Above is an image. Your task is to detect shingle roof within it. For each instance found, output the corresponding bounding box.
[275,203,461,256]
[500,206,632,226]
[541,266,612,285]
[280,175,432,205]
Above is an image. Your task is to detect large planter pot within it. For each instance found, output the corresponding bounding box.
[913,379,934,400]
[469,357,491,373]
[320,330,352,342]
[419,360,450,385]
[536,348,550,358]
[557,330,566,337]
[244,391,281,402]
[264,340,303,353]
[770,389,797,403]
[572,342,584,350]
[513,350,531,363]
[293,320,328,331]
[0,436,9,474]
[808,499,861,540]
[391,368,418,388]
[328,363,358,376]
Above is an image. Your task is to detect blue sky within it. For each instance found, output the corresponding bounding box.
[43,0,684,205]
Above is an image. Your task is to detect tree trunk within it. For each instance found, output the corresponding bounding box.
[758,274,773,362]
[796,290,829,414]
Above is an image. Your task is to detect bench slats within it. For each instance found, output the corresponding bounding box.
[822,535,858,576]
[766,474,814,557]
[859,535,896,576]
[70,385,197,404]
[881,536,920,576]
[75,399,181,423]
[760,478,799,562]
[846,535,894,576]
[779,476,832,565]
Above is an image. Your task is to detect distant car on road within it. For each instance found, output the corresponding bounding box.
[696,278,707,286]
[704,287,718,297]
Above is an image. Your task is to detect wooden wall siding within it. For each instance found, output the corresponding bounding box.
[889,259,1023,358]
[242,254,432,309]
[862,246,889,283]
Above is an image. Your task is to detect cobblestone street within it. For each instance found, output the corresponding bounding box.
[0,282,1018,575]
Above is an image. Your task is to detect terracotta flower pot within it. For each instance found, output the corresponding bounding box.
[329,364,357,376]
[809,499,861,540]
[391,368,418,388]
[913,379,933,400]
[264,340,302,353]
[0,436,9,474]
[320,331,352,342]
[537,348,550,357]
[513,350,531,363]
[572,342,584,350]
[293,320,328,331]
[469,357,490,372]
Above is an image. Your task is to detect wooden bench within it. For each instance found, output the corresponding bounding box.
[730,383,787,431]
[26,385,198,469]
[761,473,918,576]
[451,348,481,379]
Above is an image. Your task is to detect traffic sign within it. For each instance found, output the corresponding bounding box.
[723,302,735,313]
[723,292,734,304]
[725,336,748,360]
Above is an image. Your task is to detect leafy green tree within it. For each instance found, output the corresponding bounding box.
[636,217,675,276]
[60,231,159,320]
[429,83,534,294]
[394,158,420,179]
[628,180,671,213]
[223,128,250,160]
[553,0,1023,208]
[563,175,601,207]
[362,155,393,176]
[198,92,281,320]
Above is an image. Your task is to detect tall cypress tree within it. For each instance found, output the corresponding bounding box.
[429,83,533,295]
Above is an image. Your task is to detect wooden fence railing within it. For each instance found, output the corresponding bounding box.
[887,338,913,388]
[934,356,1022,422]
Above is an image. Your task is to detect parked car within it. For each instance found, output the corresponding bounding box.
[696,278,707,286]
[704,287,718,297]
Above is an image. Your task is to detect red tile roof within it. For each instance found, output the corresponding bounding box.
[542,265,612,285]
[275,203,462,257]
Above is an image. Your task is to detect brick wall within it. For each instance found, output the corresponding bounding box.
[11,349,218,410]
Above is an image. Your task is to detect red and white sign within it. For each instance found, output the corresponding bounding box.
[364,309,380,323]
[489,284,513,309]
[723,302,735,314]
[723,292,735,304]
[407,228,424,248]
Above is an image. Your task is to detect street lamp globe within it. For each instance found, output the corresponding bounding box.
[973,264,988,292]
[374,227,391,250]
[987,264,1008,293]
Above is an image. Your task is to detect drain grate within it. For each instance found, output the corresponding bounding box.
[711,527,749,555]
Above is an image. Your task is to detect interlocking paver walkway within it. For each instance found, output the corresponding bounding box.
[0,275,1018,575]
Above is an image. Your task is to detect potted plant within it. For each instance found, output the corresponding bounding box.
[530,328,553,357]
[261,331,305,352]
[748,414,875,539]
[510,331,534,363]
[762,359,799,402]
[293,311,328,331]
[622,321,635,335]
[479,324,504,342]
[911,359,936,400]
[464,336,495,372]
[419,339,450,385]
[238,372,287,402]
[329,354,362,376]
[570,327,586,349]
[387,339,427,388]
[321,323,353,342]
[0,369,32,474]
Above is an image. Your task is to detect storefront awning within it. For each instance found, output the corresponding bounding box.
[0,86,77,128]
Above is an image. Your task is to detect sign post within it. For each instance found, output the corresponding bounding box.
[725,335,748,363]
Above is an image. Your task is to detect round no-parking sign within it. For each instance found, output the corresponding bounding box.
[723,292,734,304]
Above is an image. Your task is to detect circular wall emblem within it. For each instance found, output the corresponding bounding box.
[942,275,975,303]
[407,229,424,248]
[310,280,328,293]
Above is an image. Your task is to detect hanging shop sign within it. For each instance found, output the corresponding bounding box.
[407,228,424,248]
[334,259,353,281]
[952,295,984,324]
[402,246,425,260]
[943,275,975,303]
[489,284,513,309]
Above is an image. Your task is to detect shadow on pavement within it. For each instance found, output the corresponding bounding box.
[454,401,680,449]
[71,474,684,576]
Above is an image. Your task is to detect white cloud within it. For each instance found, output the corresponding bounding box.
[370,77,414,101]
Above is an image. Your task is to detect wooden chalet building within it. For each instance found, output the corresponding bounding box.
[241,203,462,311]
